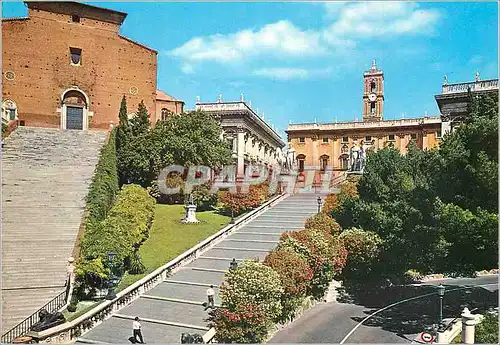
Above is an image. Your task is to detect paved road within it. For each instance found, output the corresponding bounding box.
[270,275,498,343]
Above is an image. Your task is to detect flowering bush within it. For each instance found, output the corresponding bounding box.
[207,304,271,343]
[263,249,313,322]
[322,193,339,215]
[220,260,284,321]
[219,182,271,215]
[305,213,341,235]
[278,229,347,299]
[338,227,382,280]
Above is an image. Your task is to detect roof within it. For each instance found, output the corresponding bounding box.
[25,1,128,26]
[119,35,157,54]
[156,90,184,103]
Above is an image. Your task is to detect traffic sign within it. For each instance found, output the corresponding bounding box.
[421,332,434,343]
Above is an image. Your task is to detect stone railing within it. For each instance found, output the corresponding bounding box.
[442,79,498,94]
[25,193,288,344]
[287,117,441,131]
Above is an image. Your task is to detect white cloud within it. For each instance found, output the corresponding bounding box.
[253,67,332,80]
[170,20,326,63]
[169,2,441,73]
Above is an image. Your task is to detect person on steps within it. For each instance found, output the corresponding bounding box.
[133,316,145,344]
[205,285,215,310]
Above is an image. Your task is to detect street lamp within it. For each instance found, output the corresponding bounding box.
[437,284,445,328]
[317,196,322,214]
[106,252,117,300]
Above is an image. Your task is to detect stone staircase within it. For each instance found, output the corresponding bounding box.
[1,127,108,334]
[78,192,328,343]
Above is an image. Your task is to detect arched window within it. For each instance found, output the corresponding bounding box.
[339,155,349,170]
[296,154,306,172]
[370,102,376,114]
[370,80,376,93]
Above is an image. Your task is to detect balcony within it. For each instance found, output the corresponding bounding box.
[442,79,498,94]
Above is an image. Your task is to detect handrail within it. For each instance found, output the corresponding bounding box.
[26,192,288,344]
[1,287,67,343]
[442,79,498,94]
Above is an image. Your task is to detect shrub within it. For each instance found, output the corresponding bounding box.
[264,250,313,322]
[220,260,283,321]
[192,183,218,211]
[67,296,78,313]
[476,311,499,344]
[208,304,271,343]
[338,227,383,280]
[305,213,341,236]
[278,229,347,299]
[128,250,146,275]
[78,184,155,285]
[84,128,119,230]
[218,183,270,216]
[322,193,339,215]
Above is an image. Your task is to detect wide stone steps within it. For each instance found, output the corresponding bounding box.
[80,193,326,343]
[2,126,107,334]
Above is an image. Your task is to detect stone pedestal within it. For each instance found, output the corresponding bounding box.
[181,204,199,223]
[461,307,477,344]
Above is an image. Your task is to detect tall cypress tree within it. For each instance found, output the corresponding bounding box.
[118,95,128,127]
[129,100,150,136]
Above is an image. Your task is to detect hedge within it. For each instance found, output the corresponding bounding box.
[84,128,119,230]
[77,184,156,293]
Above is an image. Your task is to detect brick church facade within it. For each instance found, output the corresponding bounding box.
[2,1,182,130]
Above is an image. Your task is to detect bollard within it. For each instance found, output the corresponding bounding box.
[461,307,477,344]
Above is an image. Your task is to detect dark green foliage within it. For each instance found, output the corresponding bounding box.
[78,184,155,286]
[128,250,146,275]
[116,109,231,190]
[333,93,498,279]
[475,312,499,344]
[84,128,119,230]
[192,183,218,211]
[67,296,78,313]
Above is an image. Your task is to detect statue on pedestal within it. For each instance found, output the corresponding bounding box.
[181,194,199,223]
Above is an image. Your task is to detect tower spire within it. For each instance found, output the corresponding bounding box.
[371,59,377,71]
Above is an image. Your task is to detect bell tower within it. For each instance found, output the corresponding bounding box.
[362,59,384,122]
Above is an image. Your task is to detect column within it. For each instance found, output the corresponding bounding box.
[461,308,477,345]
[312,136,319,169]
[237,127,245,179]
[332,137,339,169]
[422,131,429,150]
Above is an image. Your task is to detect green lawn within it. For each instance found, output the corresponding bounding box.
[117,204,230,290]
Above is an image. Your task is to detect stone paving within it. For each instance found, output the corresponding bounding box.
[79,192,327,343]
[2,127,108,333]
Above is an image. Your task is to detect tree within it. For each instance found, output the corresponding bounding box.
[129,101,150,136]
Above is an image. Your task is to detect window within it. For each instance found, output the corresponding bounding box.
[321,158,328,171]
[342,136,349,143]
[388,134,395,141]
[299,137,305,143]
[436,130,442,138]
[370,102,375,114]
[322,137,329,143]
[227,138,234,151]
[298,159,305,172]
[411,133,417,140]
[340,156,349,170]
[365,135,372,142]
[371,81,376,93]
[70,47,82,65]
[71,14,80,23]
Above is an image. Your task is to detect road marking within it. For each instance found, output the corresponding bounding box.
[163,279,219,288]
[190,267,228,273]
[113,314,209,331]
[339,283,498,344]
[215,246,270,252]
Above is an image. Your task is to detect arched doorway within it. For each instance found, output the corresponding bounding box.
[296,154,306,172]
[60,87,91,130]
[2,99,18,124]
[319,154,329,171]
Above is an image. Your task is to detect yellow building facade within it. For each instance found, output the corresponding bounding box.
[286,61,442,172]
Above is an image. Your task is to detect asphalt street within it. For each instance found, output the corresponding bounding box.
[270,275,498,343]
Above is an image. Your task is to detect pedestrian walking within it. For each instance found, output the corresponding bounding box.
[133,317,145,344]
[229,258,238,271]
[205,285,215,310]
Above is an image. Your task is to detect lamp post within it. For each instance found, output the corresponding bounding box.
[230,208,235,224]
[106,252,117,300]
[437,284,445,328]
[317,196,322,214]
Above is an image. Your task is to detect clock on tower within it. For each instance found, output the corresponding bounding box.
[362,59,384,122]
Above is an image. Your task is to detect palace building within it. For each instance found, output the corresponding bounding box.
[2,1,183,130]
[194,95,286,178]
[287,60,442,172]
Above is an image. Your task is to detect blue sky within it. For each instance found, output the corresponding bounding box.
[3,1,498,137]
